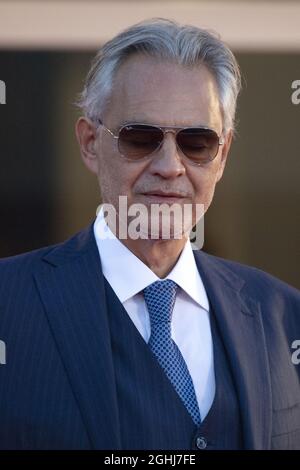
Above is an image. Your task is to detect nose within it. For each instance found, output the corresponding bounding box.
[148,132,186,179]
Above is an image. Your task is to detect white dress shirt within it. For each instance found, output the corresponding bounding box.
[94,208,215,420]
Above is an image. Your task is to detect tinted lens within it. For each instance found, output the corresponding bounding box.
[118,125,164,159]
[177,128,220,162]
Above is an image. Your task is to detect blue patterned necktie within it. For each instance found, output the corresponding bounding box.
[143,279,201,426]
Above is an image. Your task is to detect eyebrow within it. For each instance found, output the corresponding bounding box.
[119,119,212,128]
[120,118,154,126]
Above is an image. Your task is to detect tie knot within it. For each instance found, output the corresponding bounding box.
[143,279,178,325]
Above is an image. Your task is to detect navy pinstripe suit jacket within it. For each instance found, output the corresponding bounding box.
[0,223,299,449]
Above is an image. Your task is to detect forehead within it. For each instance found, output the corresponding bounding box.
[105,54,222,129]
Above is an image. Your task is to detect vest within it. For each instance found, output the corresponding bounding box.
[104,278,243,450]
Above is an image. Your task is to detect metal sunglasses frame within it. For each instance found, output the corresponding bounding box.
[96,119,224,165]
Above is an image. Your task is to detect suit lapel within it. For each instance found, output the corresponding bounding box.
[194,251,272,449]
[33,224,121,449]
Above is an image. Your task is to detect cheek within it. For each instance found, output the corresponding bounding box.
[97,155,144,204]
[190,166,221,208]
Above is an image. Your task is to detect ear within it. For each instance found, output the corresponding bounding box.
[75,117,99,175]
[215,129,233,183]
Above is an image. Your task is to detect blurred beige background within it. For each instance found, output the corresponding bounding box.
[0,0,299,288]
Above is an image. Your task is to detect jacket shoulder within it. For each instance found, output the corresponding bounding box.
[198,250,300,302]
[0,243,59,273]
[0,223,94,274]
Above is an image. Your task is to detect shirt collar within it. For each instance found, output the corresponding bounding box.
[94,207,209,311]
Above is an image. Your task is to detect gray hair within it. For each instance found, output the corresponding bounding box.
[75,18,241,132]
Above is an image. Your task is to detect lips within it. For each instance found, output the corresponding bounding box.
[140,191,188,204]
[142,190,187,198]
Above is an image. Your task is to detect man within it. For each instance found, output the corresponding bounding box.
[0,18,299,450]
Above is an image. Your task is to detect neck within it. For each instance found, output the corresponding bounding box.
[120,236,187,278]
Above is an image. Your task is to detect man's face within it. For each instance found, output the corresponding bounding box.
[78,54,232,237]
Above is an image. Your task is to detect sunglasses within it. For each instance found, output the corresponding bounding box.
[97,120,224,165]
